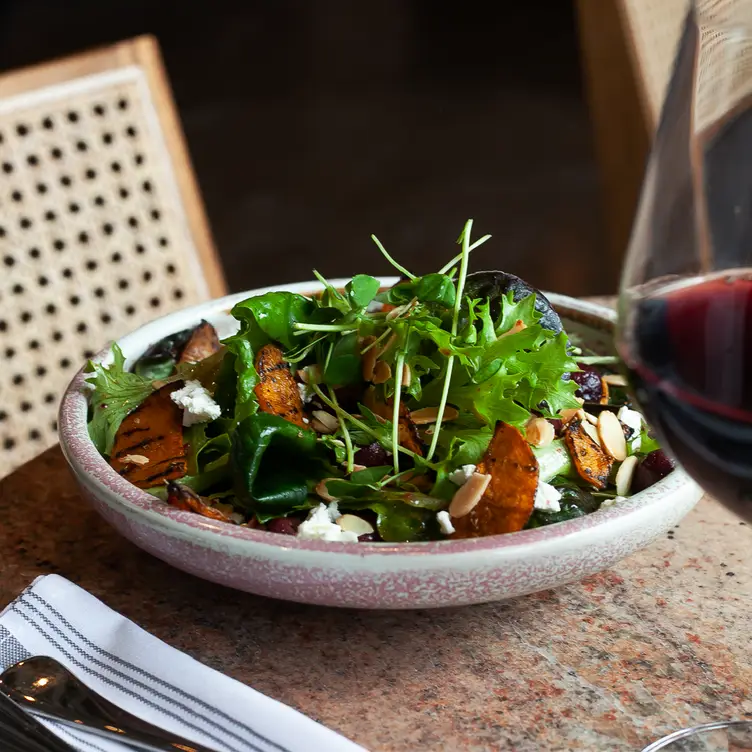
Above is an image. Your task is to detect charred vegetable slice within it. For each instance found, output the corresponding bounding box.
[178,321,222,364]
[110,384,187,488]
[451,422,538,538]
[166,481,232,522]
[563,419,613,489]
[254,343,306,427]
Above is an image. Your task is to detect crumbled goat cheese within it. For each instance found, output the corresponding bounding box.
[534,481,562,513]
[448,464,477,486]
[600,495,627,509]
[297,503,358,542]
[297,382,315,404]
[618,406,644,451]
[436,510,456,535]
[367,300,385,313]
[170,380,222,426]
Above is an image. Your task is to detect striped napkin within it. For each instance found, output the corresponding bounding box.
[0,575,366,752]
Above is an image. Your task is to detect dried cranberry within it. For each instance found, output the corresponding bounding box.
[358,533,379,542]
[266,517,301,535]
[354,442,388,467]
[570,364,603,402]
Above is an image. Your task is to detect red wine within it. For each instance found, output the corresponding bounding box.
[620,272,752,520]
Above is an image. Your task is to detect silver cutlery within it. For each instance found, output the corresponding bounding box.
[0,656,223,752]
[0,688,77,752]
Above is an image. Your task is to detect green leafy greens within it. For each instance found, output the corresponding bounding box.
[85,219,653,542]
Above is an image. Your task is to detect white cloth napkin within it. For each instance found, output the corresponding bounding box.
[0,575,366,752]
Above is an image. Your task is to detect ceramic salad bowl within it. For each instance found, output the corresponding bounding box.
[58,280,703,609]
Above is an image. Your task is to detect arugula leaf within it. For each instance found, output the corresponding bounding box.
[495,290,541,335]
[346,274,381,310]
[349,465,392,485]
[476,300,497,347]
[225,338,259,423]
[313,270,351,313]
[323,332,362,387]
[368,503,440,542]
[512,332,581,415]
[449,376,531,427]
[324,478,445,510]
[378,273,458,311]
[415,274,456,308]
[230,292,314,351]
[85,344,155,456]
[637,424,661,455]
[232,412,331,520]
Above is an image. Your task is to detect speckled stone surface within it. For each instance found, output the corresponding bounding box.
[1,447,750,751]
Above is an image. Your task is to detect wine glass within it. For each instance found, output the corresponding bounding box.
[617,0,752,524]
[617,2,752,748]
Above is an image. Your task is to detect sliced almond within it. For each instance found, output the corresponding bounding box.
[410,405,459,425]
[498,319,527,339]
[597,410,628,461]
[297,364,321,384]
[603,373,627,387]
[315,479,339,502]
[584,412,599,425]
[122,454,149,466]
[402,363,412,388]
[524,417,555,447]
[581,419,602,446]
[311,410,339,434]
[448,472,492,518]
[386,299,417,320]
[361,336,379,381]
[615,455,638,496]
[559,408,584,425]
[372,360,392,384]
[337,514,375,536]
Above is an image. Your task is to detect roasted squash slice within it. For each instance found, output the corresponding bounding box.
[254,343,306,427]
[451,422,538,538]
[110,384,187,488]
[564,419,613,489]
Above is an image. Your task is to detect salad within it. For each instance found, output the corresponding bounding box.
[86,220,675,543]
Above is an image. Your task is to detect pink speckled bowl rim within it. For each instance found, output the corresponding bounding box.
[58,283,696,557]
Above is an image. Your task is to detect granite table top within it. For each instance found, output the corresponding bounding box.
[1,296,751,750]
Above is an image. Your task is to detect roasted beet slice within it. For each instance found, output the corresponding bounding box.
[632,450,676,493]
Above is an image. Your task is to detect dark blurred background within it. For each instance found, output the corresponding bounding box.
[0,0,609,296]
